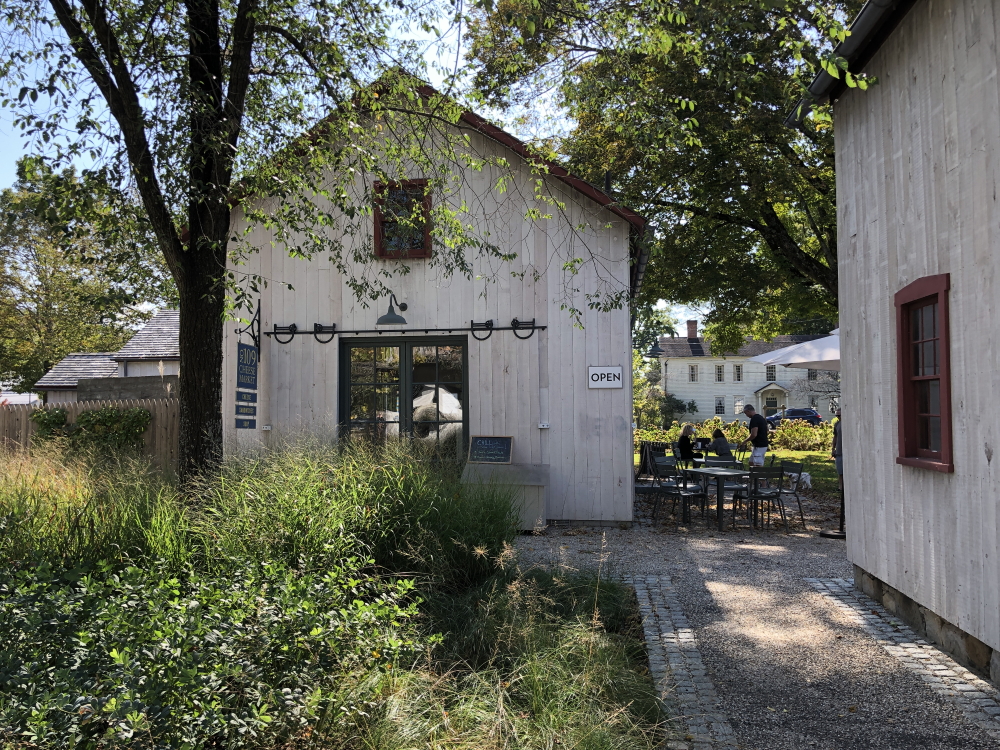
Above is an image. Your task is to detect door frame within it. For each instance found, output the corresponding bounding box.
[337,335,469,441]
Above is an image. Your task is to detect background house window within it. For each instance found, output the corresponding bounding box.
[766,365,777,382]
[809,396,819,409]
[374,180,431,259]
[689,364,698,382]
[894,274,952,471]
[807,369,818,380]
[734,396,744,414]
[733,364,743,382]
[714,396,726,415]
[715,364,725,382]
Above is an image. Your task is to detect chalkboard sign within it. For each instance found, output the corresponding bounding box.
[237,343,258,389]
[467,436,513,464]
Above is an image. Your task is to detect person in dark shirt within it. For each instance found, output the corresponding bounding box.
[710,428,734,459]
[677,424,703,462]
[740,404,769,466]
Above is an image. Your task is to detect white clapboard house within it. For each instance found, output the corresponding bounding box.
[659,320,829,420]
[801,0,1000,681]
[222,92,644,526]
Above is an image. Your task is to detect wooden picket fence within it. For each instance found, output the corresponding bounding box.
[0,398,179,475]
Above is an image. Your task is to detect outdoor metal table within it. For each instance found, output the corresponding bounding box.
[684,467,749,531]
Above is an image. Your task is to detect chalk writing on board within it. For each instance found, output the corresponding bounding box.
[467,436,513,464]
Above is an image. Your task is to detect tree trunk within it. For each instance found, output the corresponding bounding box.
[176,270,225,478]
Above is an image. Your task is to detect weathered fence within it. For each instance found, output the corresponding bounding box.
[0,398,179,475]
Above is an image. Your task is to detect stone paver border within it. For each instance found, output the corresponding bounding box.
[627,575,738,750]
[807,577,1000,741]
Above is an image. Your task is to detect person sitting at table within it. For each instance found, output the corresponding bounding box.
[709,428,733,459]
[677,424,703,462]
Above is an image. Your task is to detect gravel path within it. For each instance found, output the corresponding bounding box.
[517,524,1000,749]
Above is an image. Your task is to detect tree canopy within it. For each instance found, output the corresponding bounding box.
[0,158,174,392]
[469,0,865,352]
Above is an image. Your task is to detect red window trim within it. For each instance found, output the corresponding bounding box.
[373,179,432,259]
[894,273,953,472]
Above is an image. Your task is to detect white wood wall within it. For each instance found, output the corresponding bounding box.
[836,0,1000,651]
[222,129,635,522]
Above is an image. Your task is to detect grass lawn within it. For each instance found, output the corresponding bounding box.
[635,449,839,498]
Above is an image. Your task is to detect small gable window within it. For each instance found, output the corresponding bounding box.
[894,273,953,472]
[374,180,431,259]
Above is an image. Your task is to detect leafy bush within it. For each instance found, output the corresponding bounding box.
[634,416,749,450]
[29,406,152,452]
[0,562,421,748]
[769,418,834,451]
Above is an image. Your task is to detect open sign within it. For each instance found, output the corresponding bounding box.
[588,366,623,388]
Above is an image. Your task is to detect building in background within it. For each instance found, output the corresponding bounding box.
[32,309,179,403]
[658,320,829,420]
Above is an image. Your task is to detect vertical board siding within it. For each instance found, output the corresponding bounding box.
[0,399,179,474]
[837,0,1000,650]
[224,127,635,522]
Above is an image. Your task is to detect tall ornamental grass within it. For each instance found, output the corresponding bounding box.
[0,440,664,749]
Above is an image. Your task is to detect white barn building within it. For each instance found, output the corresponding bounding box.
[806,0,1000,681]
[658,320,829,420]
[221,101,644,526]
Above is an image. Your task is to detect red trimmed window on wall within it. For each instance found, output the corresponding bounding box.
[373,180,431,259]
[894,274,953,472]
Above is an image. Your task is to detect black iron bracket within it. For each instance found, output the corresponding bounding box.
[511,317,542,339]
[470,319,495,341]
[269,323,298,344]
[313,323,336,344]
[234,302,261,348]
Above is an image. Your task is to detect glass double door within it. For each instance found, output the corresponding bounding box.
[340,337,467,449]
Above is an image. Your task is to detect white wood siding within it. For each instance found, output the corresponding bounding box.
[661,356,815,421]
[836,0,1000,650]
[222,129,635,522]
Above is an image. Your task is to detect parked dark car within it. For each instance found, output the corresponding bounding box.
[766,408,823,427]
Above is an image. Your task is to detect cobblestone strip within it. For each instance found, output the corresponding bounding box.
[807,577,1000,740]
[627,575,738,750]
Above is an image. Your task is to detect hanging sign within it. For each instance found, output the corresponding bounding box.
[235,418,257,430]
[588,365,623,389]
[467,436,513,464]
[236,391,257,403]
[237,343,259,389]
[236,404,257,417]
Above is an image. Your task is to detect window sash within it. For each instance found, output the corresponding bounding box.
[734,365,743,382]
[765,365,776,382]
[374,180,432,259]
[689,365,698,382]
[894,274,952,471]
[715,365,724,382]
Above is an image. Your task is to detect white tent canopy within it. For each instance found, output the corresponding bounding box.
[747,330,840,371]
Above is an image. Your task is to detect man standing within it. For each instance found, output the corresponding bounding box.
[741,404,769,466]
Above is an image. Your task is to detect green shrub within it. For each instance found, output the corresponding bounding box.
[0,561,423,748]
[30,406,152,452]
[769,419,834,451]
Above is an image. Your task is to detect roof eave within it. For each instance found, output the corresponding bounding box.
[785,0,920,126]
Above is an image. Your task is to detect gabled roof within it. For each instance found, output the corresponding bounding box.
[34,353,118,390]
[658,334,827,358]
[112,309,179,361]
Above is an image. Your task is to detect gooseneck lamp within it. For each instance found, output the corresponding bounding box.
[376,293,408,326]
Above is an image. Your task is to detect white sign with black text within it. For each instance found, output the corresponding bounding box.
[588,365,624,389]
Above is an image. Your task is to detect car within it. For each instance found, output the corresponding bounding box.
[766,408,823,427]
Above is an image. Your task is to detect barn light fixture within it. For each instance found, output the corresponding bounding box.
[645,342,665,358]
[376,293,408,326]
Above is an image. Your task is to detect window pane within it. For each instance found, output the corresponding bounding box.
[932,339,940,375]
[437,346,463,382]
[350,385,374,419]
[375,385,400,421]
[924,302,937,340]
[380,186,426,256]
[911,306,922,341]
[412,384,438,425]
[375,347,400,382]
[919,415,942,452]
[412,346,436,383]
[351,347,375,382]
